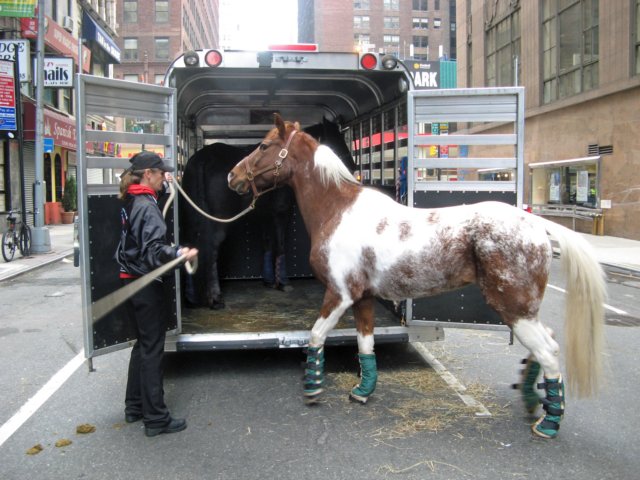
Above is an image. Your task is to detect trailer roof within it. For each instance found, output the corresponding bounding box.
[166,52,409,139]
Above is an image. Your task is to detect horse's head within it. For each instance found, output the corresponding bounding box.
[228,113,305,196]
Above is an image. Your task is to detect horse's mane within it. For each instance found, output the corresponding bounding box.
[313,144,359,188]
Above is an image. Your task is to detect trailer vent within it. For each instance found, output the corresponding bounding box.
[587,144,598,155]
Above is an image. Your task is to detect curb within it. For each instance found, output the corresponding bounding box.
[0,249,75,282]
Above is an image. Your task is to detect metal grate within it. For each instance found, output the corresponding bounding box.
[598,145,613,155]
[587,144,613,155]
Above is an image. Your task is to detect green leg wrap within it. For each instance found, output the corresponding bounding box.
[303,346,325,402]
[521,357,542,413]
[532,376,565,439]
[349,353,378,404]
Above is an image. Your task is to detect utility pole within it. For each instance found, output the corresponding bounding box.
[31,0,51,253]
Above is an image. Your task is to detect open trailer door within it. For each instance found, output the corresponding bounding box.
[76,75,179,359]
[406,87,525,331]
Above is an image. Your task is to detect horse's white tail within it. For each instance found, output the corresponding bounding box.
[542,219,606,397]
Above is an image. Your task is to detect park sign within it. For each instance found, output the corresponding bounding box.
[0,0,36,17]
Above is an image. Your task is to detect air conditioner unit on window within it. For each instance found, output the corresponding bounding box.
[62,16,74,33]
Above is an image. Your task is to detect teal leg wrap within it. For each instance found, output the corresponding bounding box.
[532,376,565,439]
[303,346,325,401]
[349,353,377,404]
[521,357,542,413]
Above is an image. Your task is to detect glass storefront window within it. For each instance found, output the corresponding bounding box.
[530,158,599,208]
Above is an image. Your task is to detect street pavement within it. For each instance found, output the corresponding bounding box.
[1,221,639,282]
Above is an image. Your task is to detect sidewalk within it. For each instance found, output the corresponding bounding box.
[0,223,75,281]
[1,224,639,282]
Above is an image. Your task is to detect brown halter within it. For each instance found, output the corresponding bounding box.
[243,129,297,201]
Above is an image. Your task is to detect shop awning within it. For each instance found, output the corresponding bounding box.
[529,156,600,168]
[82,12,121,64]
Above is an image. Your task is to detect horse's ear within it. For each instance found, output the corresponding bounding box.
[274,113,286,140]
[294,121,301,131]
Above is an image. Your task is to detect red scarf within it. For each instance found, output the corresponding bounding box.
[127,184,157,199]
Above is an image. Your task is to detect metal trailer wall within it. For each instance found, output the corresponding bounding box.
[406,87,525,330]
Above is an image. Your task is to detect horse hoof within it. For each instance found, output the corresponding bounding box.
[303,390,323,405]
[348,392,369,404]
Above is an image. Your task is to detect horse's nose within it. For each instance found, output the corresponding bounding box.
[227,171,234,183]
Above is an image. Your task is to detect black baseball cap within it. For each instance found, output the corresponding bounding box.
[129,151,174,172]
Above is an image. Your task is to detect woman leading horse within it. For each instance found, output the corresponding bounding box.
[227,114,606,439]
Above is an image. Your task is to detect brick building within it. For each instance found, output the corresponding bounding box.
[457,0,640,240]
[298,0,455,60]
[113,0,219,85]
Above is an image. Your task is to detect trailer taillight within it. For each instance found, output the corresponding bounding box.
[360,53,378,70]
[205,50,223,67]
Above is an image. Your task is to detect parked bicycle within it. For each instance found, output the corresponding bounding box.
[2,210,32,262]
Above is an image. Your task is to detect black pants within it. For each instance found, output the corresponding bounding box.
[123,279,171,428]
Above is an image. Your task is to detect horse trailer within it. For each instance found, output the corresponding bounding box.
[76,46,524,360]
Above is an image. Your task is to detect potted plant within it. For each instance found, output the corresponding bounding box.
[61,176,77,224]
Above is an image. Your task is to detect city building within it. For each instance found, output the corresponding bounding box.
[298,0,455,61]
[0,1,119,225]
[112,0,219,85]
[457,0,640,240]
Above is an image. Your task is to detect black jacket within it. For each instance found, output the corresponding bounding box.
[115,191,178,277]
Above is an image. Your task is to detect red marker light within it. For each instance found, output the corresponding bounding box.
[360,53,377,70]
[204,50,223,67]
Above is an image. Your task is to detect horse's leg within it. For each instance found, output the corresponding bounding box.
[303,289,353,404]
[349,296,377,404]
[512,319,565,439]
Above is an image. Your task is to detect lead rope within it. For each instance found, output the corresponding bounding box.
[162,180,197,275]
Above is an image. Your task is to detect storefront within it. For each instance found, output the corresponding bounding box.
[22,101,77,224]
[529,156,604,234]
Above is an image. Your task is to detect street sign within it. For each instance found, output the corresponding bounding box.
[0,60,16,131]
[44,137,54,152]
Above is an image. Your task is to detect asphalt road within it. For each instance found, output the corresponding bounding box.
[0,257,638,480]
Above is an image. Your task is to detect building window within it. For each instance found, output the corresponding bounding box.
[354,15,370,29]
[155,37,170,60]
[124,0,137,23]
[542,0,599,103]
[413,17,428,29]
[413,35,428,48]
[155,0,169,23]
[384,16,399,29]
[635,0,640,74]
[413,0,427,11]
[435,0,440,10]
[124,38,138,61]
[155,74,165,85]
[354,0,370,9]
[62,88,72,114]
[485,9,520,87]
[355,33,370,48]
[433,18,441,29]
[384,34,400,44]
[124,74,139,82]
[383,0,399,11]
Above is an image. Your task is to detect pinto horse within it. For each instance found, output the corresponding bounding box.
[180,119,355,309]
[228,114,606,439]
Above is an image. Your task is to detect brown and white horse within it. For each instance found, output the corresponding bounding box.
[228,114,606,439]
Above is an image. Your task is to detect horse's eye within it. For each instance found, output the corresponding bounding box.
[259,143,268,151]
